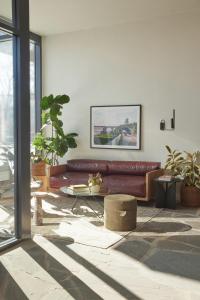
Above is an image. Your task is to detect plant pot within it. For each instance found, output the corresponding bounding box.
[181,185,200,207]
[31,161,46,176]
[89,185,100,194]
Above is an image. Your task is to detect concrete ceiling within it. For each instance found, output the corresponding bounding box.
[1,0,200,36]
[29,0,200,36]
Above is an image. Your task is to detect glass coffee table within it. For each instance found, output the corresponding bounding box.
[60,186,106,218]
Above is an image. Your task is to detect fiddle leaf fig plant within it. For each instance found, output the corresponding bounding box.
[165,145,200,189]
[32,94,78,165]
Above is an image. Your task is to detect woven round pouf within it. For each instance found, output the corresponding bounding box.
[104,194,137,231]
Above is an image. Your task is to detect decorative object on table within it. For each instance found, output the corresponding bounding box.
[90,105,141,150]
[31,94,78,166]
[88,172,102,194]
[165,145,200,207]
[104,194,137,231]
[157,175,174,181]
[68,184,90,193]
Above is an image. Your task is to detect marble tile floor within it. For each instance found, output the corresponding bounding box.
[0,194,200,299]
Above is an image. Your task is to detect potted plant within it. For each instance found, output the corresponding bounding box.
[88,173,103,194]
[165,146,200,207]
[31,94,78,177]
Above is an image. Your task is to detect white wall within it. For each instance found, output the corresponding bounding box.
[43,12,200,165]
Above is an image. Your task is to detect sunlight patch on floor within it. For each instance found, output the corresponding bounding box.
[0,246,74,299]
[33,234,131,299]
[0,206,10,222]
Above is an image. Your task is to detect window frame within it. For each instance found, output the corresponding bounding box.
[0,0,41,251]
[30,32,42,132]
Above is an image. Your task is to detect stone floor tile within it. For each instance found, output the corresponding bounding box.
[1,195,200,299]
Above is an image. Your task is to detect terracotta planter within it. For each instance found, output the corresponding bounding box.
[31,161,46,176]
[181,185,200,207]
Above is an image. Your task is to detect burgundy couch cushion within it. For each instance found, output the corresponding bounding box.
[105,175,146,197]
[108,161,160,176]
[66,159,108,174]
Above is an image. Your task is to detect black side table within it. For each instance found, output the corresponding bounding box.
[154,178,182,209]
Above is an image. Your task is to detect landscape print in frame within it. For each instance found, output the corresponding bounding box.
[90,105,141,150]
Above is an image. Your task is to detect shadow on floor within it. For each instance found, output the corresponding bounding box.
[20,238,142,300]
[21,240,104,300]
[46,237,142,300]
[0,263,28,300]
[136,221,192,233]
[41,196,104,219]
[114,234,200,282]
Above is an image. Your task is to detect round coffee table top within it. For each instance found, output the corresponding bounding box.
[60,186,107,197]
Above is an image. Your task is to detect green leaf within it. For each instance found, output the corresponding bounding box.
[66,133,78,137]
[55,94,70,104]
[165,145,172,153]
[50,103,62,116]
[41,94,54,110]
[42,111,50,125]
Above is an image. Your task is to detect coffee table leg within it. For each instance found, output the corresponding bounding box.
[33,196,43,226]
[71,195,103,218]
[71,196,79,212]
[85,197,103,219]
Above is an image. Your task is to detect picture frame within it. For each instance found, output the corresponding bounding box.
[90,105,142,150]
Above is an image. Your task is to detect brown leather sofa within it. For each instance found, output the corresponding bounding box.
[48,159,162,201]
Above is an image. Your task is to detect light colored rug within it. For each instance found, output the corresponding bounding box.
[54,218,123,249]
[30,193,163,248]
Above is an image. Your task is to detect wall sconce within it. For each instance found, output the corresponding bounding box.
[160,109,175,131]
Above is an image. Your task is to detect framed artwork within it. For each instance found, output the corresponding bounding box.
[90,105,142,150]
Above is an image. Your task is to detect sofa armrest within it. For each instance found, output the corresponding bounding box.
[48,164,67,177]
[145,169,164,200]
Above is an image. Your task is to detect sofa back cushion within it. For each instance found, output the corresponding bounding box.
[66,159,108,174]
[108,161,160,175]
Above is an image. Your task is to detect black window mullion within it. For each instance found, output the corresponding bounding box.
[0,20,19,34]
[0,0,42,249]
[35,40,42,132]
[14,0,31,239]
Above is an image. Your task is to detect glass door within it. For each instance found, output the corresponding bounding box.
[0,0,31,250]
[0,30,15,244]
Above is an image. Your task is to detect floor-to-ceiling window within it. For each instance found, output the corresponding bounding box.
[30,35,41,140]
[0,30,15,244]
[0,0,31,250]
[30,41,36,141]
[0,35,41,246]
